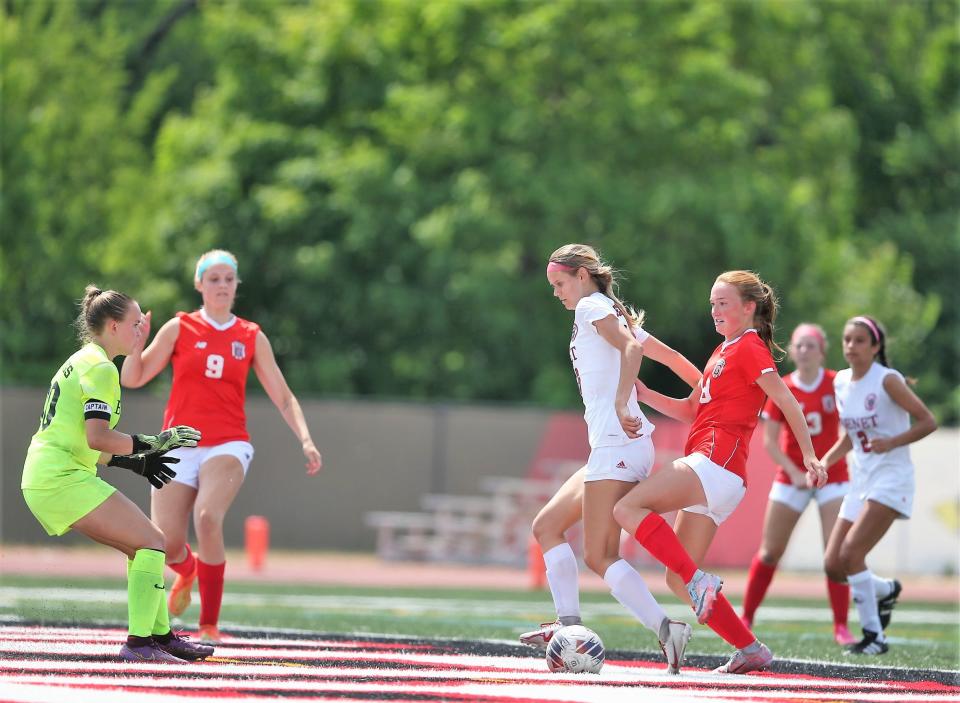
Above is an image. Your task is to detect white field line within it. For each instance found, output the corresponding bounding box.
[0,628,956,703]
[0,676,955,703]
[0,587,955,625]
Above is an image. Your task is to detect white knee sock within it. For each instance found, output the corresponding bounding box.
[848,569,883,637]
[872,575,893,600]
[543,543,580,619]
[603,559,667,635]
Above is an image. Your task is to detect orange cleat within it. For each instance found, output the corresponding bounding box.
[197,624,224,645]
[168,564,197,617]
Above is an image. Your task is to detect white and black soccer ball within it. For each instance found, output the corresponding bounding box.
[545,625,605,674]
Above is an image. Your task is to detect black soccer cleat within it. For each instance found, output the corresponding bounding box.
[845,629,889,656]
[877,579,902,630]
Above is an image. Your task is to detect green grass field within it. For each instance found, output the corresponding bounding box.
[1,574,957,672]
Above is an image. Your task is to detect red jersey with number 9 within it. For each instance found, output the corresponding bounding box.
[762,369,848,485]
[683,330,776,484]
[162,310,260,446]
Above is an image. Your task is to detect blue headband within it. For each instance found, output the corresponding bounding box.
[195,252,238,281]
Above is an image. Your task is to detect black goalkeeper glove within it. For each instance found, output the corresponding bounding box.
[132,425,201,453]
[108,452,179,489]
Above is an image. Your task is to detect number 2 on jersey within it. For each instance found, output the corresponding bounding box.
[205,354,224,379]
[855,430,872,453]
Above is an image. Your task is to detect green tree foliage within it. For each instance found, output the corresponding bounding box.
[2,0,956,422]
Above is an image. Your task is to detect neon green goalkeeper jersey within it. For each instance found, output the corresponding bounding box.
[22,343,122,489]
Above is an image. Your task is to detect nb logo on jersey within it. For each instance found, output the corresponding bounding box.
[194,341,207,349]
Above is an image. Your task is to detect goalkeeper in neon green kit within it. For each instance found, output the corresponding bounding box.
[21,285,213,663]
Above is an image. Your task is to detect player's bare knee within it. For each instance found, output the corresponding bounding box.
[758,549,781,566]
[611,499,635,533]
[195,508,225,537]
[531,511,559,546]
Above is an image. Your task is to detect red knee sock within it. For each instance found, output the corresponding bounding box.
[706,593,756,649]
[741,554,776,626]
[826,577,850,627]
[197,559,225,626]
[169,544,196,577]
[633,513,698,583]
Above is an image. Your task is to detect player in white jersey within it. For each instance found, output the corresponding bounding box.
[520,244,703,674]
[821,316,937,655]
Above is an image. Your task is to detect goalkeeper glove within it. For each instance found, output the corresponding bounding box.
[132,425,201,453]
[108,452,179,489]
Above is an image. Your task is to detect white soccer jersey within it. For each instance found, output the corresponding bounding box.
[834,362,913,479]
[570,292,654,448]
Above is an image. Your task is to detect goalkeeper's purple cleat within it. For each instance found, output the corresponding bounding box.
[119,641,187,664]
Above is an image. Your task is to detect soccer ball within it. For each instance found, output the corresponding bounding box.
[545,625,605,674]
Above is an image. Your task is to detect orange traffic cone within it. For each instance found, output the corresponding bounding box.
[245,515,270,571]
[528,535,546,590]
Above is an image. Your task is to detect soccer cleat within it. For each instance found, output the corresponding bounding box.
[197,624,224,645]
[713,642,773,674]
[519,619,564,649]
[833,623,857,646]
[845,629,888,655]
[156,631,215,661]
[686,569,723,624]
[168,564,197,617]
[658,620,692,675]
[119,641,188,664]
[877,579,902,630]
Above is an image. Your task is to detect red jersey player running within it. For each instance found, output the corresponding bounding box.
[121,249,323,642]
[613,270,827,674]
[740,323,854,645]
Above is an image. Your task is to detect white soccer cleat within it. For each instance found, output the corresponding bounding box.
[686,569,723,624]
[658,620,692,675]
[519,619,564,649]
[713,642,773,674]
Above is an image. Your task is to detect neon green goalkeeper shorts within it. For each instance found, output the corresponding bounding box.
[22,471,116,536]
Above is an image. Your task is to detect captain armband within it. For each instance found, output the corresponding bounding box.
[83,399,111,421]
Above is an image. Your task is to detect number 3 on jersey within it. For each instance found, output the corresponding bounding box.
[205,354,224,379]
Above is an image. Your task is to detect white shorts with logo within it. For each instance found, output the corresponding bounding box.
[584,436,655,483]
[678,452,746,525]
[769,481,849,513]
[163,441,255,490]
[839,466,914,521]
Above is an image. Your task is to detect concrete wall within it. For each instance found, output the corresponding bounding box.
[1,387,548,551]
[2,385,956,574]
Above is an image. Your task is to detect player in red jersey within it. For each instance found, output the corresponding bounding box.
[740,323,854,645]
[121,250,323,642]
[613,270,827,674]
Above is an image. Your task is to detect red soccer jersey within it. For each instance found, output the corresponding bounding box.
[762,368,848,485]
[162,310,260,446]
[684,330,776,484]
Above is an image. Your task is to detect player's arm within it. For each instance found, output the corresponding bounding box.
[758,372,827,487]
[640,333,702,388]
[252,330,322,474]
[121,315,180,388]
[762,418,806,486]
[595,315,645,438]
[821,429,853,468]
[869,374,938,453]
[634,382,699,424]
